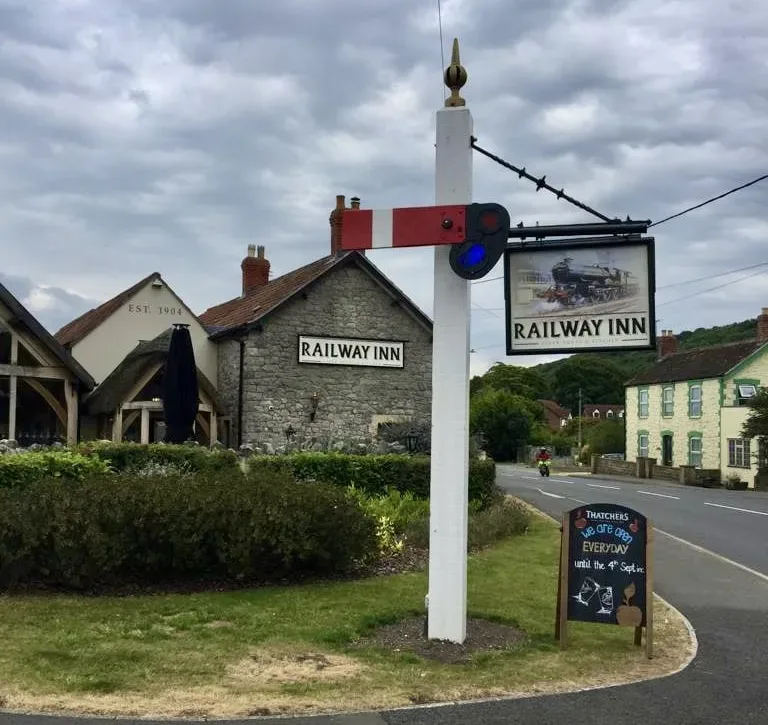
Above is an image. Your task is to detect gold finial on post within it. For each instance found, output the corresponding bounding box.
[443,37,467,107]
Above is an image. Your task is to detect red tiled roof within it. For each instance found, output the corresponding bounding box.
[583,404,624,413]
[626,339,765,385]
[54,272,160,347]
[537,399,570,418]
[199,252,354,335]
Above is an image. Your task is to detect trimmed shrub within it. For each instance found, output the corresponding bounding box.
[0,470,377,590]
[403,496,531,551]
[247,453,496,506]
[74,442,239,474]
[0,450,110,489]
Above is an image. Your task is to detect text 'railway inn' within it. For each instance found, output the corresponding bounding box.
[0,195,434,448]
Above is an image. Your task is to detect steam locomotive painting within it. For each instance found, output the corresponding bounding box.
[535,256,639,308]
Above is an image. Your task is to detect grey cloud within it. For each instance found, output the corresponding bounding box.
[0,0,766,368]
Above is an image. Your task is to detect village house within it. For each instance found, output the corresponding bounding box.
[537,399,571,431]
[46,195,433,449]
[624,310,768,488]
[582,403,625,420]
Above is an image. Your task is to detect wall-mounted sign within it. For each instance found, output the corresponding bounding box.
[504,237,656,354]
[127,303,185,316]
[556,502,653,658]
[297,335,404,368]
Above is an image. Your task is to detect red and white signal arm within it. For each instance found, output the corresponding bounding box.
[340,205,467,251]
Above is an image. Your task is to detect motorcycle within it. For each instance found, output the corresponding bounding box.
[538,459,551,477]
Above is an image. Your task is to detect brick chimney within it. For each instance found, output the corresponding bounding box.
[241,244,270,296]
[329,194,363,255]
[758,308,768,342]
[657,329,678,359]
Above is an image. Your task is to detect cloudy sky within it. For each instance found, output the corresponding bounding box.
[1,0,766,376]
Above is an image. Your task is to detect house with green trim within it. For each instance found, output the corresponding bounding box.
[624,311,768,488]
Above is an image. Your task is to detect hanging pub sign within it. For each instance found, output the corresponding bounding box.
[503,237,656,355]
[556,502,654,658]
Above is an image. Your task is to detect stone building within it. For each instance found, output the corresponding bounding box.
[199,196,433,448]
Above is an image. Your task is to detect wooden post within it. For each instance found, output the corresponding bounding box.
[140,406,150,444]
[210,411,218,447]
[8,333,18,441]
[112,406,123,443]
[645,521,654,659]
[64,380,78,445]
[558,511,570,649]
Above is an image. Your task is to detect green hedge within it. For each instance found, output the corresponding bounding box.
[0,450,110,489]
[74,442,239,474]
[247,453,496,505]
[0,470,377,590]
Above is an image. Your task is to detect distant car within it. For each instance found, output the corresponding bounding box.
[601,453,625,460]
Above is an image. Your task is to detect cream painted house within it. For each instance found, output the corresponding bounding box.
[625,314,768,488]
[55,273,220,444]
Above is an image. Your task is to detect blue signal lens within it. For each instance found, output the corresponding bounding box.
[458,243,486,267]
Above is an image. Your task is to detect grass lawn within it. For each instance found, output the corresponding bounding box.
[0,505,694,719]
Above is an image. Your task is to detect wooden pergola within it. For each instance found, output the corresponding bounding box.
[0,284,95,444]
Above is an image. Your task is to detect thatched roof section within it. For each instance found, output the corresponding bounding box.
[84,328,222,415]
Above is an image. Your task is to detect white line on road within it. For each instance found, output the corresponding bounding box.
[585,483,621,490]
[704,502,768,517]
[536,488,565,499]
[638,490,680,500]
[656,528,768,584]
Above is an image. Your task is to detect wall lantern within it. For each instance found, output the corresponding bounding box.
[309,391,320,422]
[405,432,419,453]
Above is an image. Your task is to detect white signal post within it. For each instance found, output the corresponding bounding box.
[427,38,473,643]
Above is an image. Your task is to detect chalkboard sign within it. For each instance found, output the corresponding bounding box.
[556,502,654,658]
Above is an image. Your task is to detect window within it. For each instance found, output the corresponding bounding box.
[728,438,751,468]
[662,385,674,416]
[638,433,649,458]
[688,384,702,417]
[737,384,757,405]
[592,409,600,418]
[606,410,614,418]
[638,388,649,417]
[688,435,702,467]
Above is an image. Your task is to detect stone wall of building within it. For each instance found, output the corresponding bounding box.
[232,262,432,448]
[215,338,241,445]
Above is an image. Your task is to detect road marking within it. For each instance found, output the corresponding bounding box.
[638,490,680,500]
[704,502,768,517]
[655,528,768,584]
[585,483,621,490]
[569,497,588,504]
[536,488,565,499]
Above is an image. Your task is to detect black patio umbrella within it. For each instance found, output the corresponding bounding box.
[163,324,199,444]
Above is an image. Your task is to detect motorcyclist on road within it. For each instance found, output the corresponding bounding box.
[535,447,551,463]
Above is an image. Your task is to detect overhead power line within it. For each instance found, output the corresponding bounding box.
[649,174,768,227]
[656,267,768,307]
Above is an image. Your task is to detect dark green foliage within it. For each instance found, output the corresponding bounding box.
[246,453,497,507]
[403,495,531,550]
[73,442,239,474]
[471,363,551,400]
[470,389,542,461]
[0,470,377,590]
[0,450,110,489]
[585,419,626,456]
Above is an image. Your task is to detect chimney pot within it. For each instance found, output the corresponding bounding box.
[336,194,345,210]
[350,196,361,209]
[241,245,270,295]
[757,307,768,342]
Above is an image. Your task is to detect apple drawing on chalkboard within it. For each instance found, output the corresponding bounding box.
[616,582,643,627]
[629,518,639,533]
[574,510,587,529]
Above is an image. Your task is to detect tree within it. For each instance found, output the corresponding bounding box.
[550,356,628,413]
[741,389,768,471]
[472,363,551,400]
[585,419,626,456]
[470,389,540,461]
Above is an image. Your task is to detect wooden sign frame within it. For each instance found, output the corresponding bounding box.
[555,504,654,659]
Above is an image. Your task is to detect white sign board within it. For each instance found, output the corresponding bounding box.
[297,335,404,368]
[504,238,656,354]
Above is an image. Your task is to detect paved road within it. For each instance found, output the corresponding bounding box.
[3,467,768,725]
